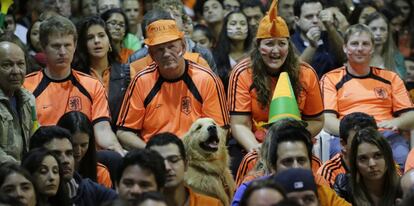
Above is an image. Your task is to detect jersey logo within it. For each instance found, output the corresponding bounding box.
[374,87,388,99]
[181,96,191,115]
[68,96,82,111]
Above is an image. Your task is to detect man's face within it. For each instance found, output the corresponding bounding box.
[278,0,295,28]
[287,190,319,206]
[343,32,373,66]
[275,141,311,172]
[0,43,26,96]
[295,2,322,33]
[242,6,263,33]
[149,144,186,188]
[55,0,72,17]
[123,0,140,26]
[43,33,76,72]
[223,0,240,16]
[117,165,158,203]
[43,138,75,182]
[148,39,185,79]
[98,0,120,14]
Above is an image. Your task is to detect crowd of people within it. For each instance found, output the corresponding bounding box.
[1,0,414,205]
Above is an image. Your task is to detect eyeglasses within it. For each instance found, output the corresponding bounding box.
[107,21,125,29]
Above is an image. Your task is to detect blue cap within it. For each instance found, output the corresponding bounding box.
[273,168,317,193]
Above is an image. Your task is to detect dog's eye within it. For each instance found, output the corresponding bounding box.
[196,125,202,130]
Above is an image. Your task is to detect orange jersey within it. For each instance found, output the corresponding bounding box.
[130,52,210,79]
[97,162,112,188]
[321,66,414,121]
[117,61,229,141]
[235,151,322,188]
[23,70,110,125]
[228,58,323,133]
[316,153,346,188]
[91,67,111,93]
[187,186,223,206]
[119,47,134,64]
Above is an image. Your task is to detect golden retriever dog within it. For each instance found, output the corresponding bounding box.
[183,118,235,206]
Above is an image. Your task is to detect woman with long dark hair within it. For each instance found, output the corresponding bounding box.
[57,111,113,188]
[21,148,70,206]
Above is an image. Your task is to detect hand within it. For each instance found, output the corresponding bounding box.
[109,145,127,157]
[248,143,262,153]
[319,9,334,26]
[377,119,401,131]
[306,26,321,46]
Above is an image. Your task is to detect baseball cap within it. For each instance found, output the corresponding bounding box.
[144,19,184,46]
[256,0,290,39]
[273,168,317,193]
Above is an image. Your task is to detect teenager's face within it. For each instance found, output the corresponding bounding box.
[203,0,224,24]
[117,165,158,203]
[192,30,213,49]
[86,25,110,59]
[72,132,90,166]
[356,142,387,182]
[0,173,36,206]
[226,13,248,41]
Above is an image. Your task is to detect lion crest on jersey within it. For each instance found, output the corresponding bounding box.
[374,87,388,99]
[68,96,82,111]
[181,96,192,115]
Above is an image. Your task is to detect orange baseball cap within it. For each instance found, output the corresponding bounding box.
[256,0,290,39]
[144,20,185,46]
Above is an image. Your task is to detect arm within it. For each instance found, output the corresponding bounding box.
[304,114,324,137]
[0,149,18,164]
[116,129,146,150]
[320,9,346,63]
[378,111,414,131]
[299,31,319,63]
[230,114,260,153]
[323,113,340,136]
[93,121,126,156]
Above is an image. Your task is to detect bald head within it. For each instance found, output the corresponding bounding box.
[0,41,27,96]
[401,169,414,197]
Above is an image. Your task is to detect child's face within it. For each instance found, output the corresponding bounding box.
[405,60,414,82]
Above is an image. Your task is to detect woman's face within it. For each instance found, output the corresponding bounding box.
[86,24,110,59]
[395,0,411,21]
[34,155,60,197]
[343,31,373,65]
[367,17,388,46]
[30,21,41,52]
[203,0,224,24]
[82,0,98,16]
[0,173,36,206]
[356,142,387,181]
[106,13,126,42]
[259,37,289,71]
[226,13,248,41]
[192,30,213,49]
[72,132,90,165]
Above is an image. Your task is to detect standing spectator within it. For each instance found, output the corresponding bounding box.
[0,163,37,206]
[0,40,36,164]
[117,19,229,148]
[321,23,414,169]
[292,0,345,78]
[23,15,125,156]
[21,148,70,206]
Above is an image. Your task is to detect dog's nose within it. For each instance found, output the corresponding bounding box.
[208,125,217,133]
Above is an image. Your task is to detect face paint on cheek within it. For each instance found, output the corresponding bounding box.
[259,45,272,55]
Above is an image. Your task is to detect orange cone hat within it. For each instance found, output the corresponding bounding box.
[256,0,290,39]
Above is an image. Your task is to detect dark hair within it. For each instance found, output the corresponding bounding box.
[101,8,130,36]
[57,111,98,182]
[21,148,70,206]
[146,132,187,162]
[293,0,322,17]
[29,126,73,150]
[26,20,42,52]
[267,119,312,171]
[240,178,286,206]
[339,112,377,143]
[273,199,302,206]
[193,24,215,45]
[141,8,174,38]
[136,192,167,205]
[240,0,266,14]
[194,0,224,17]
[349,127,400,206]
[73,15,119,74]
[347,3,377,25]
[0,193,25,206]
[116,149,166,190]
[213,11,252,90]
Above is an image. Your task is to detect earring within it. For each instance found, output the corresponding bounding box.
[109,45,113,52]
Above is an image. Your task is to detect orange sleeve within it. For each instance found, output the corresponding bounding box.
[117,76,146,132]
[201,70,230,127]
[320,73,339,114]
[97,163,113,188]
[235,151,258,188]
[130,56,154,79]
[391,74,414,115]
[228,66,252,113]
[184,52,210,69]
[91,81,111,124]
[317,185,352,206]
[300,65,324,117]
[405,148,414,173]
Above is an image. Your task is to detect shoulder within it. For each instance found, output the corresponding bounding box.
[321,66,346,81]
[189,187,222,205]
[188,61,219,82]
[230,58,252,80]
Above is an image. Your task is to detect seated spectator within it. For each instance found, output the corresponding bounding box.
[202,0,225,41]
[146,133,222,206]
[21,148,70,206]
[273,168,319,206]
[400,169,414,199]
[57,111,113,188]
[191,24,215,51]
[26,19,46,71]
[239,178,286,206]
[98,0,121,14]
[240,0,265,35]
[115,149,166,204]
[321,23,414,170]
[29,126,118,205]
[136,192,168,206]
[277,0,295,33]
[0,162,37,206]
[391,0,414,58]
[80,0,98,16]
[0,193,25,206]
